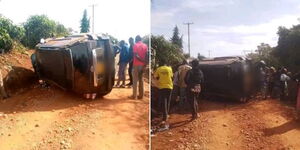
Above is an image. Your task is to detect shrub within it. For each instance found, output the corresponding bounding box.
[0,28,13,52]
[23,15,56,48]
[0,16,25,41]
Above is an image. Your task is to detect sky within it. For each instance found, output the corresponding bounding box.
[0,0,150,41]
[152,0,300,57]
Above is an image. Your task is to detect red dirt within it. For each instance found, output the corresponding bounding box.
[151,99,300,150]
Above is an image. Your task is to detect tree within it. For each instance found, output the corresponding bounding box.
[55,23,69,37]
[0,28,13,52]
[170,25,183,49]
[0,15,25,41]
[247,43,280,68]
[0,15,25,52]
[23,15,56,48]
[151,35,184,70]
[273,25,300,72]
[80,9,90,33]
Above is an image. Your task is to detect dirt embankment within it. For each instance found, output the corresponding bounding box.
[152,98,300,150]
[0,50,36,95]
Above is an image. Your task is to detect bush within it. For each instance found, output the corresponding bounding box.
[55,23,69,37]
[0,28,13,52]
[151,35,184,70]
[0,16,25,41]
[23,15,56,48]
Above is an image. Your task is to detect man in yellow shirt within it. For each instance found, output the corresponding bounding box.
[154,61,173,126]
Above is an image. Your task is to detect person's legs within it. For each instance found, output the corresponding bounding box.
[179,87,186,105]
[138,66,144,99]
[116,64,122,86]
[187,89,198,119]
[127,61,133,86]
[280,83,285,101]
[161,89,170,122]
[131,66,138,99]
[192,93,199,118]
[120,63,127,87]
[166,89,172,114]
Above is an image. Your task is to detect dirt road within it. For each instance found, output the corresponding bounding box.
[0,83,149,150]
[152,98,300,150]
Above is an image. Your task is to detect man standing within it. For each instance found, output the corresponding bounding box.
[154,61,173,126]
[0,70,8,100]
[177,60,192,105]
[280,68,290,101]
[129,35,148,99]
[116,40,129,88]
[185,59,204,120]
[126,37,134,87]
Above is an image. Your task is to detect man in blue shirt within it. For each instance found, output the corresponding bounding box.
[116,40,129,88]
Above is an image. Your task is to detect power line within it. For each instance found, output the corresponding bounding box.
[89,4,98,34]
[183,22,193,56]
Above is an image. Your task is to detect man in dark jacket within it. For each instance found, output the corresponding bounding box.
[185,59,204,120]
[126,37,134,87]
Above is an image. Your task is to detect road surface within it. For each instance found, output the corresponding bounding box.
[152,98,300,150]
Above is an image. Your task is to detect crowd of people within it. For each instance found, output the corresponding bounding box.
[152,59,204,129]
[114,35,148,100]
[257,61,300,117]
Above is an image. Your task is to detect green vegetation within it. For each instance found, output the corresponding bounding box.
[248,24,300,73]
[0,15,25,52]
[0,14,70,51]
[80,9,90,33]
[170,25,183,49]
[274,25,300,72]
[247,43,280,68]
[151,35,184,69]
[0,28,13,52]
[23,15,70,48]
[23,15,56,48]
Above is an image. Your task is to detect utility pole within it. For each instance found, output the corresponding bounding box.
[183,22,193,56]
[208,50,212,58]
[89,4,98,34]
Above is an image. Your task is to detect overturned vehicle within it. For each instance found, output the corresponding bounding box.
[31,34,115,98]
[199,56,254,101]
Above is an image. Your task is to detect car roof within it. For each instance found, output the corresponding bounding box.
[200,56,245,65]
[36,34,102,49]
